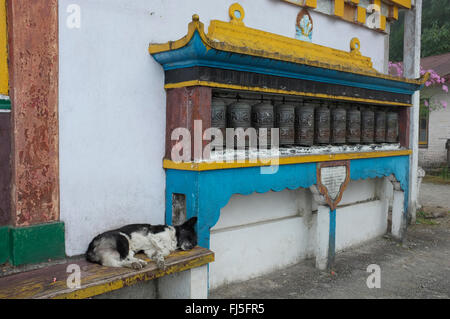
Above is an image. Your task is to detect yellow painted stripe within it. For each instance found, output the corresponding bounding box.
[356,5,366,24]
[388,5,399,20]
[334,0,345,17]
[305,0,317,8]
[378,15,386,32]
[0,0,8,95]
[281,0,317,9]
[165,80,413,107]
[373,0,381,10]
[389,0,411,9]
[163,150,412,171]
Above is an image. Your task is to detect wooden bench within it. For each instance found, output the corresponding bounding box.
[0,247,214,299]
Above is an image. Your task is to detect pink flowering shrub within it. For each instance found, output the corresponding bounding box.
[389,61,448,112]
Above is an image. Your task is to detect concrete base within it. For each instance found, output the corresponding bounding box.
[210,179,394,287]
[159,265,208,299]
[93,265,209,299]
[391,190,405,239]
[315,205,330,270]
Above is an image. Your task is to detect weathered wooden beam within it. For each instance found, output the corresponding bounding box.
[7,0,59,227]
[0,246,214,299]
[403,0,422,226]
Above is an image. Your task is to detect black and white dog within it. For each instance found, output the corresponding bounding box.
[86,217,198,270]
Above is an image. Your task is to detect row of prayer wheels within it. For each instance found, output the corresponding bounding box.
[211,98,399,147]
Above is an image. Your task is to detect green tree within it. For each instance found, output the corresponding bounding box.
[389,0,450,61]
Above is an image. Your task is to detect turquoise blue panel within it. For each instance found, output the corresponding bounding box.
[328,209,336,269]
[350,155,410,213]
[166,155,410,249]
[166,163,317,248]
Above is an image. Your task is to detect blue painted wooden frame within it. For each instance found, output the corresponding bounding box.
[152,32,423,96]
[165,155,410,249]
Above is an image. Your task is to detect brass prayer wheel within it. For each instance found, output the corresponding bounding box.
[295,100,315,146]
[227,100,252,148]
[211,98,227,148]
[275,103,295,146]
[346,106,361,144]
[361,108,375,144]
[375,110,387,143]
[331,103,347,145]
[252,101,274,147]
[386,112,399,143]
[315,101,331,145]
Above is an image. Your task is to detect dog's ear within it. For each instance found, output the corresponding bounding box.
[183,217,197,228]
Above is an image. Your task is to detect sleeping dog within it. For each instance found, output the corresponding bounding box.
[86,217,198,270]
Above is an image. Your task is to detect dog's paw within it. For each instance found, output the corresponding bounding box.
[131,262,144,270]
[156,259,166,271]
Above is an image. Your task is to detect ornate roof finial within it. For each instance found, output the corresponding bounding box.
[229,3,245,25]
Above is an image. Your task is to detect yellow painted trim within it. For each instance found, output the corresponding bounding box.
[0,0,8,95]
[388,5,399,21]
[229,3,245,26]
[388,0,411,9]
[378,15,386,32]
[206,17,373,72]
[305,0,318,8]
[163,150,413,171]
[356,6,366,24]
[148,15,206,55]
[334,0,345,17]
[281,0,317,9]
[348,0,360,5]
[149,5,427,87]
[372,0,382,11]
[164,80,413,107]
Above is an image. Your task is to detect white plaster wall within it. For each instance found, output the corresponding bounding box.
[58,0,389,256]
[213,189,312,231]
[210,215,316,289]
[210,179,389,289]
[418,87,450,167]
[335,200,387,251]
[339,179,377,206]
[58,0,170,256]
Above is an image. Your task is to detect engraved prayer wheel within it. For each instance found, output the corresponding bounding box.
[315,101,331,145]
[211,98,227,148]
[375,110,387,143]
[295,100,315,146]
[346,106,361,144]
[252,101,274,147]
[361,108,375,144]
[227,100,252,148]
[331,103,347,144]
[275,103,295,146]
[386,112,399,143]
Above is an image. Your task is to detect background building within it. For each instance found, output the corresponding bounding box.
[418,52,450,168]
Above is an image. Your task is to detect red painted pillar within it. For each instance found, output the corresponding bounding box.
[165,87,212,162]
[398,106,410,149]
[0,112,11,226]
[7,0,59,227]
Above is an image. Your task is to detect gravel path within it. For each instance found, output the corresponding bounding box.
[210,182,450,299]
[419,182,450,208]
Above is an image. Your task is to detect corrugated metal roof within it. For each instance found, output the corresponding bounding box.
[421,52,450,78]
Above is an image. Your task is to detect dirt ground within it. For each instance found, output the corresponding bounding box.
[209,182,450,299]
